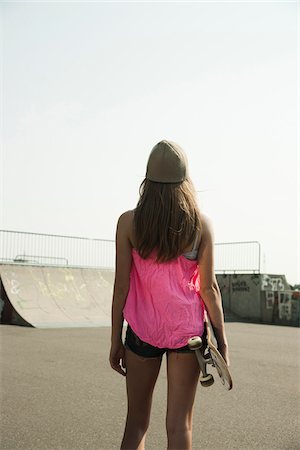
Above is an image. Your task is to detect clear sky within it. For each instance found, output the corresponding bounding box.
[1,1,299,284]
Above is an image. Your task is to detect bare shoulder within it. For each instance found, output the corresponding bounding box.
[116,210,135,245]
[199,212,215,243]
[118,209,134,227]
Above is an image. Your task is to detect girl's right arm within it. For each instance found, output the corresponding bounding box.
[197,214,229,365]
[109,211,133,376]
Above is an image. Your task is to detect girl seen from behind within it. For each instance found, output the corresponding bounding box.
[109,140,229,450]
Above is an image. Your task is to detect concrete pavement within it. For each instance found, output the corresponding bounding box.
[1,323,299,450]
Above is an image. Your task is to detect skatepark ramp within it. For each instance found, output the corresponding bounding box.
[1,264,299,328]
[2,230,298,328]
[0,264,114,328]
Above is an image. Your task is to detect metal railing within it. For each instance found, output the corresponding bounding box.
[214,240,261,273]
[0,230,115,269]
[0,230,260,273]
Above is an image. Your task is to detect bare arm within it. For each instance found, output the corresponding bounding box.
[109,212,133,376]
[198,214,229,360]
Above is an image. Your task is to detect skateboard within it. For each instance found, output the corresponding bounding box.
[188,320,233,390]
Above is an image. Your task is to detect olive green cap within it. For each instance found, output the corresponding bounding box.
[146,140,188,183]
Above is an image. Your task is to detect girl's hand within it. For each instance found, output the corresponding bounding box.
[109,341,127,376]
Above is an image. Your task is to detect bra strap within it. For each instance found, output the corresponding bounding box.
[192,233,199,252]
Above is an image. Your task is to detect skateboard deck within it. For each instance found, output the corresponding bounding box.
[188,320,233,390]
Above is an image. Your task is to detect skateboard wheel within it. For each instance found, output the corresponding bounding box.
[199,374,214,387]
[188,336,202,350]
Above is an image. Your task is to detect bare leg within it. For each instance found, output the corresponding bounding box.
[120,348,163,450]
[165,351,200,450]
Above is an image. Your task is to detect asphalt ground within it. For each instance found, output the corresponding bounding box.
[1,323,299,450]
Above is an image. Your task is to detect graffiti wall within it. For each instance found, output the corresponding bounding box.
[260,274,299,325]
[230,274,261,320]
[217,273,299,327]
[216,275,230,309]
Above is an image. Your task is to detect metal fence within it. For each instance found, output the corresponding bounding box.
[214,240,261,273]
[0,230,115,269]
[0,230,260,273]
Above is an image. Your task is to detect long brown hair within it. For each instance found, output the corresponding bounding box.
[134,177,202,262]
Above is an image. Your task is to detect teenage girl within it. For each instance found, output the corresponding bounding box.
[109,140,229,450]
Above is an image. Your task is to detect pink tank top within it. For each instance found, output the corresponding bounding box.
[123,248,205,349]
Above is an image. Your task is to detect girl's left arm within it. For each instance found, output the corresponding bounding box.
[110,211,133,345]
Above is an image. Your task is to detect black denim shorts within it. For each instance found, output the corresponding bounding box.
[124,323,207,358]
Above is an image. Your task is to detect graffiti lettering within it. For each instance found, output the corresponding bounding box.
[262,275,284,291]
[11,279,20,295]
[265,291,274,309]
[232,281,250,293]
[278,292,292,320]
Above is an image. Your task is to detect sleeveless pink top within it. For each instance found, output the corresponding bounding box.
[123,248,205,349]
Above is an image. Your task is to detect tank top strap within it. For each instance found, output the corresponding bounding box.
[191,233,199,252]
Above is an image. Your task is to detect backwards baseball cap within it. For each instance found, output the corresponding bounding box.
[146,140,188,183]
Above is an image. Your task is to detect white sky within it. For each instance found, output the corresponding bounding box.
[1,1,299,284]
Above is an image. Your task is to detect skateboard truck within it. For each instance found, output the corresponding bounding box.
[188,321,233,391]
[188,336,215,387]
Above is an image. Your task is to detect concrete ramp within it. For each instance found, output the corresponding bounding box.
[1,264,298,328]
[0,265,114,328]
